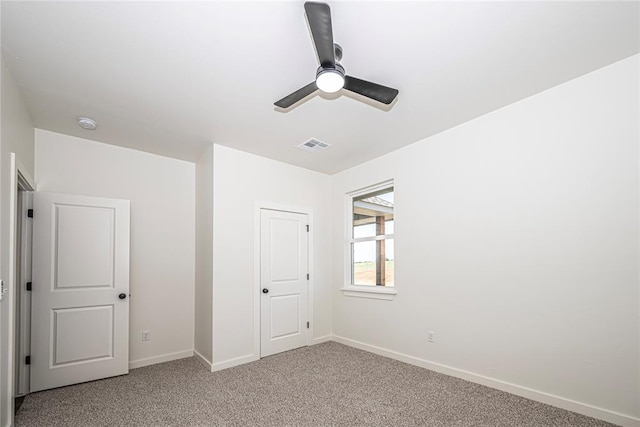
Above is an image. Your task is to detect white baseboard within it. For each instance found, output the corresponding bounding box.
[211,353,259,372]
[311,335,332,345]
[332,335,639,427]
[193,349,212,370]
[129,349,194,370]
[210,337,332,373]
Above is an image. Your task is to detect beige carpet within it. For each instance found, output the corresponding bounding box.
[15,342,615,426]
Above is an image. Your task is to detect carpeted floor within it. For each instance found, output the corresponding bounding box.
[15,342,615,426]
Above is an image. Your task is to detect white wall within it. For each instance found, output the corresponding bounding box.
[194,145,213,365]
[0,55,35,427]
[331,55,639,425]
[35,130,195,368]
[212,144,332,368]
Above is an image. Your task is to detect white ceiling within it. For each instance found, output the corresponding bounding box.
[2,1,638,174]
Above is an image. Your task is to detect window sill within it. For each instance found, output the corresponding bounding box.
[340,286,397,301]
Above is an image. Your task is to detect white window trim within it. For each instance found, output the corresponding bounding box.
[340,285,397,301]
[342,179,396,300]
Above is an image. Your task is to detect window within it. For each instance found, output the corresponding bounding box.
[348,182,394,289]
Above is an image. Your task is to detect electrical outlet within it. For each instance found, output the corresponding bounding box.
[142,330,151,342]
[427,331,435,343]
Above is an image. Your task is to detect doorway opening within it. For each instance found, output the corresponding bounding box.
[14,183,33,411]
[7,156,35,420]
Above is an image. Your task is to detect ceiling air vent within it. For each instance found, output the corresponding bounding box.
[297,138,331,153]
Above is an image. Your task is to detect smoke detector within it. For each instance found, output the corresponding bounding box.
[77,117,97,130]
[297,138,330,153]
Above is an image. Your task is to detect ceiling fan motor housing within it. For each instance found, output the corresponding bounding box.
[334,43,343,61]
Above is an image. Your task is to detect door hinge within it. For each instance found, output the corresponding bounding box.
[306,321,309,329]
[25,356,31,365]
[306,225,309,232]
[26,282,32,291]
[306,273,309,280]
[27,209,34,218]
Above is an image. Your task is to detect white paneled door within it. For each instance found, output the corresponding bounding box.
[30,193,130,392]
[260,209,309,357]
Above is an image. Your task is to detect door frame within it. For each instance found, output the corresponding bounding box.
[15,179,33,397]
[253,201,314,358]
[2,153,35,426]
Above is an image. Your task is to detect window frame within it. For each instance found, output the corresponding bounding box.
[341,180,397,300]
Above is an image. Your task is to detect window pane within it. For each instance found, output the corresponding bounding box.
[352,241,376,285]
[385,238,394,287]
[353,188,394,238]
[352,238,394,287]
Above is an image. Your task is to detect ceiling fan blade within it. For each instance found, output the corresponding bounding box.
[274,81,318,108]
[344,76,398,105]
[304,2,335,68]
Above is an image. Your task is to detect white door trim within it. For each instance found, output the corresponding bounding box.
[253,201,314,359]
[1,154,35,427]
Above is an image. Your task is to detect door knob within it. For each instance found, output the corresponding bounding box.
[262,288,269,294]
[118,293,127,300]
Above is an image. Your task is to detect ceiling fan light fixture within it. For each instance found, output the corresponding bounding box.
[316,68,345,93]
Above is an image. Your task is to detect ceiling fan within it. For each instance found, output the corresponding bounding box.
[275,1,399,110]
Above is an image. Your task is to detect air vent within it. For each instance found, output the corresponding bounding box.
[297,138,331,152]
